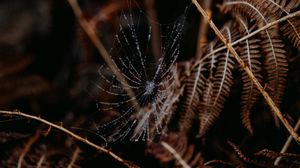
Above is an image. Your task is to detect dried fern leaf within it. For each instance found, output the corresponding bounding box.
[261,0,300,49]
[255,149,300,160]
[281,16,300,49]
[228,141,274,167]
[234,16,263,134]
[261,35,287,106]
[221,0,288,124]
[221,0,284,63]
[257,0,297,16]
[220,0,278,29]
[198,79,214,137]
[198,24,236,137]
[179,63,206,133]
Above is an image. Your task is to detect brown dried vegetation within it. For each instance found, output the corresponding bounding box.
[0,0,300,167]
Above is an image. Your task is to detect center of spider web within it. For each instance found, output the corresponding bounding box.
[144,81,155,95]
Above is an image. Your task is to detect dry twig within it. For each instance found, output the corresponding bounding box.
[67,0,140,111]
[161,141,191,168]
[67,147,81,168]
[274,117,300,165]
[18,132,40,168]
[0,110,139,168]
[36,154,46,168]
[195,0,211,60]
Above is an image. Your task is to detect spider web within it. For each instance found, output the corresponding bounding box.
[94,0,189,143]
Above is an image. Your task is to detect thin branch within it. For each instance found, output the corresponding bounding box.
[67,0,140,111]
[274,117,300,165]
[36,154,46,168]
[89,0,125,30]
[194,9,300,67]
[18,132,40,168]
[195,0,211,60]
[0,110,139,168]
[192,0,300,142]
[161,141,191,168]
[68,147,81,168]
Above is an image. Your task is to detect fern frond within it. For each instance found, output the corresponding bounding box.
[257,0,297,16]
[255,149,300,160]
[235,16,262,134]
[179,63,206,133]
[198,24,236,136]
[281,16,300,49]
[220,0,288,125]
[228,141,274,167]
[261,0,300,49]
[220,0,278,29]
[262,35,287,107]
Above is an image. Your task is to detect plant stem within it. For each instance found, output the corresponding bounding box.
[195,0,211,60]
[161,141,191,168]
[0,110,139,168]
[274,117,300,165]
[67,0,140,111]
